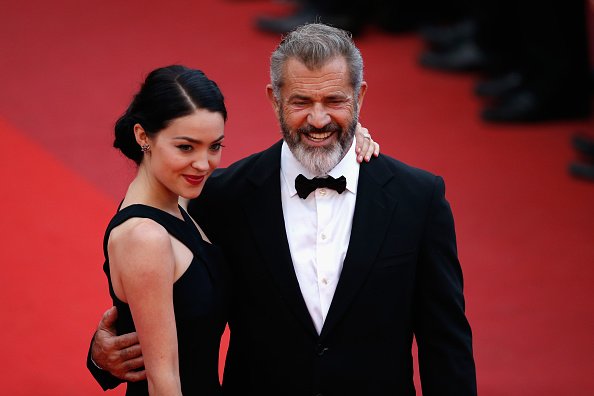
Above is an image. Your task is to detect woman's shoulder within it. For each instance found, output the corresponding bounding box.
[110,216,168,242]
[108,217,174,268]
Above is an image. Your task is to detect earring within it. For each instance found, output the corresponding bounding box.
[141,144,150,153]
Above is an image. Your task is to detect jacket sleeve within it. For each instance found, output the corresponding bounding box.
[86,336,124,390]
[414,176,477,395]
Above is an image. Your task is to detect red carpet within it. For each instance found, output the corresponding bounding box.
[1,1,594,394]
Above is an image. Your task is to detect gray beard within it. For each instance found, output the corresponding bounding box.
[280,113,358,176]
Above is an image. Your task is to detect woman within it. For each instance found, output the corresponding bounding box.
[104,65,229,395]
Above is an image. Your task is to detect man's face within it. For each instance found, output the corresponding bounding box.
[268,56,367,175]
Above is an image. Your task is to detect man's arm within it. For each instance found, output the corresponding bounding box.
[414,176,477,395]
[86,306,146,390]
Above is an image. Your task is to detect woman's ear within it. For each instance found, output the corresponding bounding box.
[133,124,148,147]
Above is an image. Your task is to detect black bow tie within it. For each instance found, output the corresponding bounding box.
[295,174,347,199]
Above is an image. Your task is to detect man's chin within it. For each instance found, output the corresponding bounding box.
[292,144,343,176]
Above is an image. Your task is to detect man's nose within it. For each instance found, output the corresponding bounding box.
[307,103,330,129]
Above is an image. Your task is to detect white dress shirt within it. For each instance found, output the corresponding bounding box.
[280,139,359,334]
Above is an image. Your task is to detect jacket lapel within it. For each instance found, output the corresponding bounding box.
[240,141,318,337]
[320,157,398,340]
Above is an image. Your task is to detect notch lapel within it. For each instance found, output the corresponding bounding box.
[240,141,318,337]
[320,158,398,340]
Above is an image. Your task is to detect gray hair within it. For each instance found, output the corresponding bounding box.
[270,23,364,99]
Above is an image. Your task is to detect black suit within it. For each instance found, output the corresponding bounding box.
[189,141,476,395]
[87,140,476,395]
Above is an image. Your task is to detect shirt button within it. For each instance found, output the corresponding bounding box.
[316,344,329,356]
[321,278,328,285]
[319,188,327,196]
[321,233,327,240]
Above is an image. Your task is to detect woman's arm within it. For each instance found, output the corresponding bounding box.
[109,219,182,396]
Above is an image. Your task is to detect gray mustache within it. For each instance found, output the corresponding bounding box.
[297,123,341,134]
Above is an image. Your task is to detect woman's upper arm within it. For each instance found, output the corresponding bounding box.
[109,220,181,391]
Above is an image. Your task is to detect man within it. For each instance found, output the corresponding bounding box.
[89,23,476,395]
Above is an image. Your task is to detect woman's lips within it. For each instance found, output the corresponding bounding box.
[183,174,205,185]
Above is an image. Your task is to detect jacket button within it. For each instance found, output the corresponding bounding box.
[316,344,328,356]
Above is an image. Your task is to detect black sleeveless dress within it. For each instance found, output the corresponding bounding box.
[102,204,229,396]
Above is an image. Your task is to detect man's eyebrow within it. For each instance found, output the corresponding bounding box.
[288,94,311,101]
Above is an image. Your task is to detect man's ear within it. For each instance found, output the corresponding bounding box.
[266,84,280,115]
[356,81,368,115]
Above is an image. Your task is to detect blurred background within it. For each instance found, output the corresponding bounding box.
[1,0,593,394]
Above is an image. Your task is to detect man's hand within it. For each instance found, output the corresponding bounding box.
[354,123,380,163]
[91,306,146,382]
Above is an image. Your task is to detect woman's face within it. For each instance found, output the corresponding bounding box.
[144,109,225,200]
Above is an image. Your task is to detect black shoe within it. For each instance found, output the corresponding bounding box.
[419,19,476,50]
[572,134,594,158]
[419,41,486,72]
[481,90,591,123]
[256,6,319,34]
[569,162,594,181]
[475,72,523,98]
[256,7,362,35]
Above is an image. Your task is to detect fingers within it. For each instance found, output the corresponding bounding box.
[113,331,141,351]
[373,142,380,157]
[117,342,142,360]
[355,124,373,163]
[98,306,118,335]
[120,355,145,372]
[360,131,374,163]
[92,331,144,380]
[123,368,147,383]
[91,307,145,381]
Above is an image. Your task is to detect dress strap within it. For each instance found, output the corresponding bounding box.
[102,204,200,259]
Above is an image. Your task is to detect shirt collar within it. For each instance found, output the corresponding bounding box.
[281,138,359,197]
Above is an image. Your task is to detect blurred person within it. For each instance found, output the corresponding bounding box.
[89,23,475,395]
[418,0,484,72]
[420,1,591,123]
[255,0,426,35]
[478,0,591,122]
[569,134,594,181]
[256,0,369,35]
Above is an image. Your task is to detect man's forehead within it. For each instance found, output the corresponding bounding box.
[283,56,348,75]
[280,57,351,92]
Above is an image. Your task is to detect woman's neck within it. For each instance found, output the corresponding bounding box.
[122,167,182,219]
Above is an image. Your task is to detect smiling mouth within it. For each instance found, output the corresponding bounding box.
[304,131,334,142]
[183,175,206,185]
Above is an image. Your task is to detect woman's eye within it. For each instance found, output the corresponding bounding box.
[210,143,225,152]
[177,145,192,152]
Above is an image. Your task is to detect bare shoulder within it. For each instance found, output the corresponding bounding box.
[109,218,175,274]
[110,217,169,247]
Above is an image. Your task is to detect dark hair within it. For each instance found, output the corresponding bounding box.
[114,65,227,164]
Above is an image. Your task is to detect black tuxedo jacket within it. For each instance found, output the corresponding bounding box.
[189,141,476,395]
[87,140,476,395]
